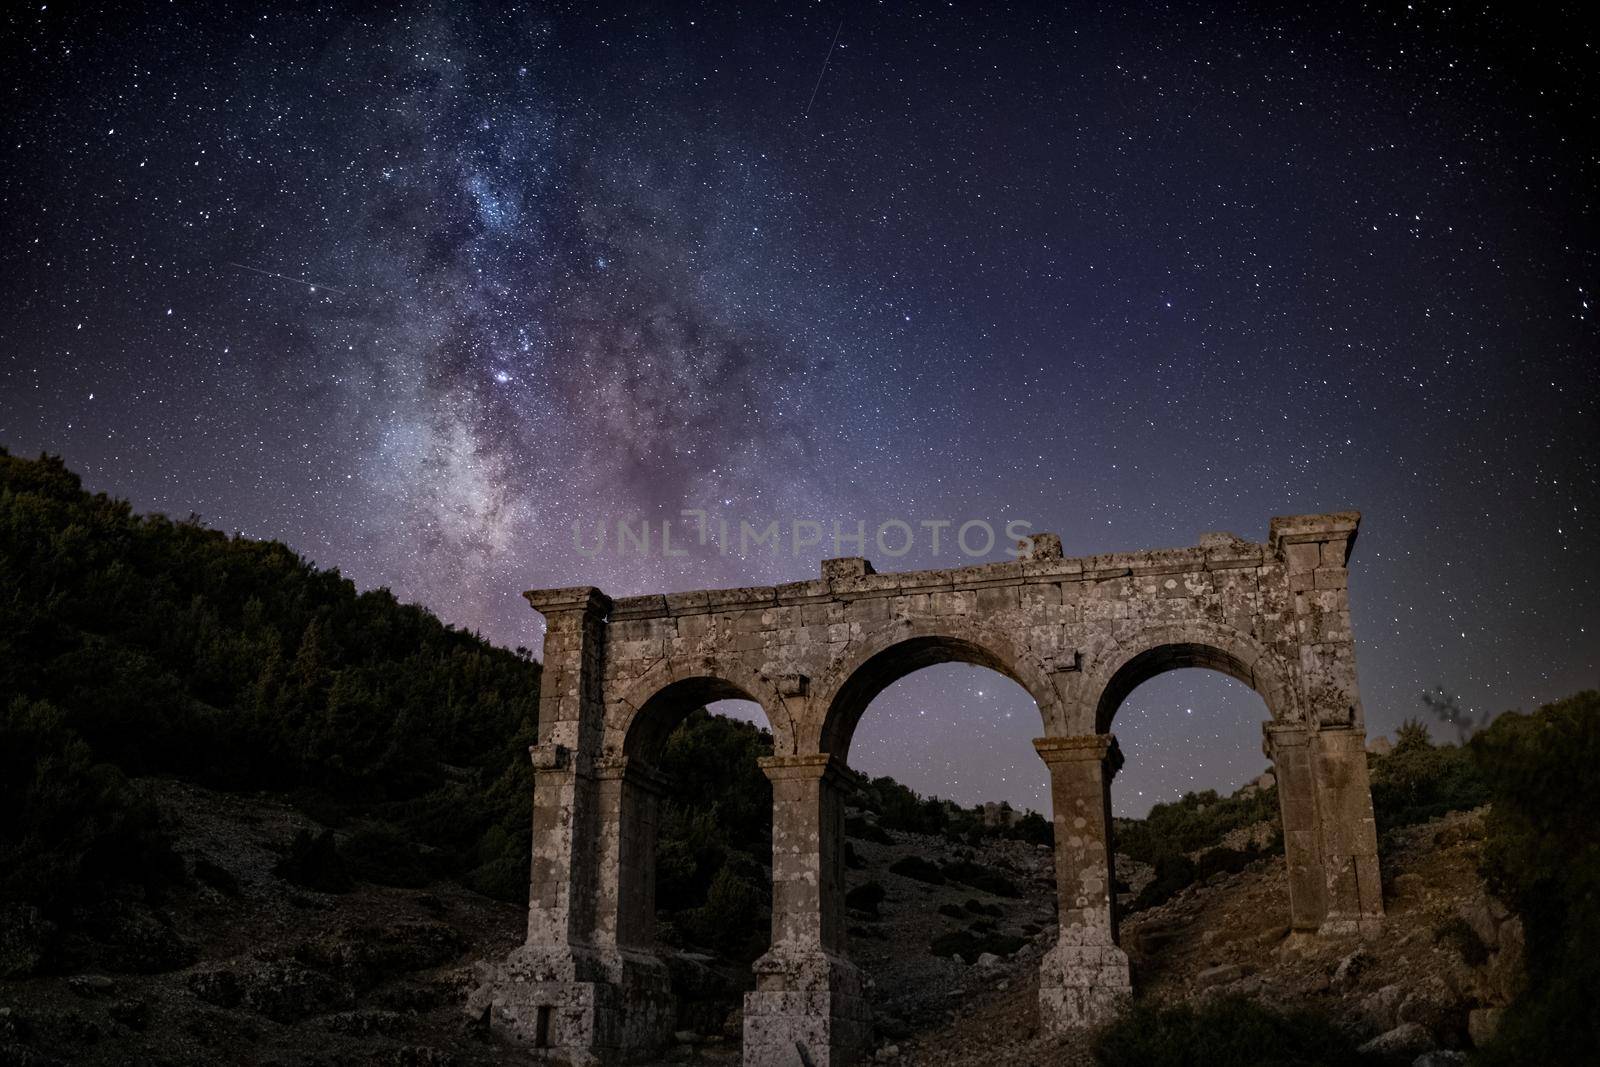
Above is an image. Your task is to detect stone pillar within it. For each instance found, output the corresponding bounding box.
[1263,723,1328,931]
[1033,735,1131,1032]
[469,587,670,1064]
[1310,727,1384,937]
[744,754,870,1067]
[1268,511,1383,938]
[593,757,670,951]
[1263,722,1383,937]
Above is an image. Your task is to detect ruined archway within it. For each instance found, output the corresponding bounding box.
[471,514,1385,1066]
[816,628,1058,758]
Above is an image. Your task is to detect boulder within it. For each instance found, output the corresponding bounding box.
[1361,984,1405,1030]
[67,975,117,999]
[1195,964,1243,989]
[1468,1007,1504,1048]
[1332,947,1372,990]
[1392,873,1425,899]
[1358,1023,1435,1057]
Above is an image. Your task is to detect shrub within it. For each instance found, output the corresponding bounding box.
[1368,725,1487,834]
[941,859,1020,898]
[1094,996,1373,1066]
[845,814,892,845]
[1470,691,1600,1065]
[889,855,945,885]
[340,825,436,888]
[0,696,180,914]
[275,829,352,894]
[1114,786,1279,866]
[928,928,1026,961]
[845,881,886,917]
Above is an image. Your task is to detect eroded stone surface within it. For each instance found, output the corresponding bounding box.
[471,513,1384,1065]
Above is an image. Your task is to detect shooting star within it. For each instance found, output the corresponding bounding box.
[227,261,349,297]
[804,19,843,118]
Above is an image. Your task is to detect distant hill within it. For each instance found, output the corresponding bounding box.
[0,448,542,915]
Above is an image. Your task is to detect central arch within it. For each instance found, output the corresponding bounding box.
[814,623,1063,757]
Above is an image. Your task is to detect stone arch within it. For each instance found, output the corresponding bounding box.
[811,619,1063,759]
[1077,621,1300,735]
[613,656,797,761]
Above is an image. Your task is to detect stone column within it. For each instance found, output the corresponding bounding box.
[1310,727,1384,937]
[744,754,870,1067]
[1033,735,1131,1032]
[1263,723,1328,931]
[593,757,670,951]
[470,587,669,1063]
[1264,722,1383,937]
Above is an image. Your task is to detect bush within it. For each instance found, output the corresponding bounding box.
[1094,996,1374,1066]
[1368,720,1487,833]
[275,829,352,894]
[340,825,436,888]
[845,814,892,845]
[1470,691,1600,1065]
[941,859,1021,898]
[0,696,180,915]
[889,855,945,885]
[1114,786,1279,866]
[845,881,886,917]
[928,928,1026,961]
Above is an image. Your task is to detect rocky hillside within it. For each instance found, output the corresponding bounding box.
[0,772,1517,1067]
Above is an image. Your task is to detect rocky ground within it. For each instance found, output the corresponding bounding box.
[0,779,528,1066]
[0,782,1516,1066]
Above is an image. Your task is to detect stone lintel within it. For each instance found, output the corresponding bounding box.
[706,585,777,610]
[555,519,1311,624]
[523,585,611,617]
[1268,511,1361,561]
[774,579,833,605]
[1081,566,1133,581]
[609,594,669,620]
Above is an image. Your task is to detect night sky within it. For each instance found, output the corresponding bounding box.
[3,3,1594,817]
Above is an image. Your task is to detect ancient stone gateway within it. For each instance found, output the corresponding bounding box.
[470,513,1384,1065]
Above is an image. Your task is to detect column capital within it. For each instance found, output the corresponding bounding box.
[1261,720,1312,758]
[1034,733,1122,771]
[592,754,672,795]
[758,752,849,784]
[523,585,612,618]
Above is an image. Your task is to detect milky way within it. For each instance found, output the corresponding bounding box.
[3,2,1594,816]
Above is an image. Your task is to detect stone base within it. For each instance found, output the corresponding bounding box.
[1037,935,1131,1033]
[743,948,871,1067]
[1317,914,1384,940]
[466,944,674,1065]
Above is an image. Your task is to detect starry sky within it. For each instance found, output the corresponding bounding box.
[3,2,1594,817]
